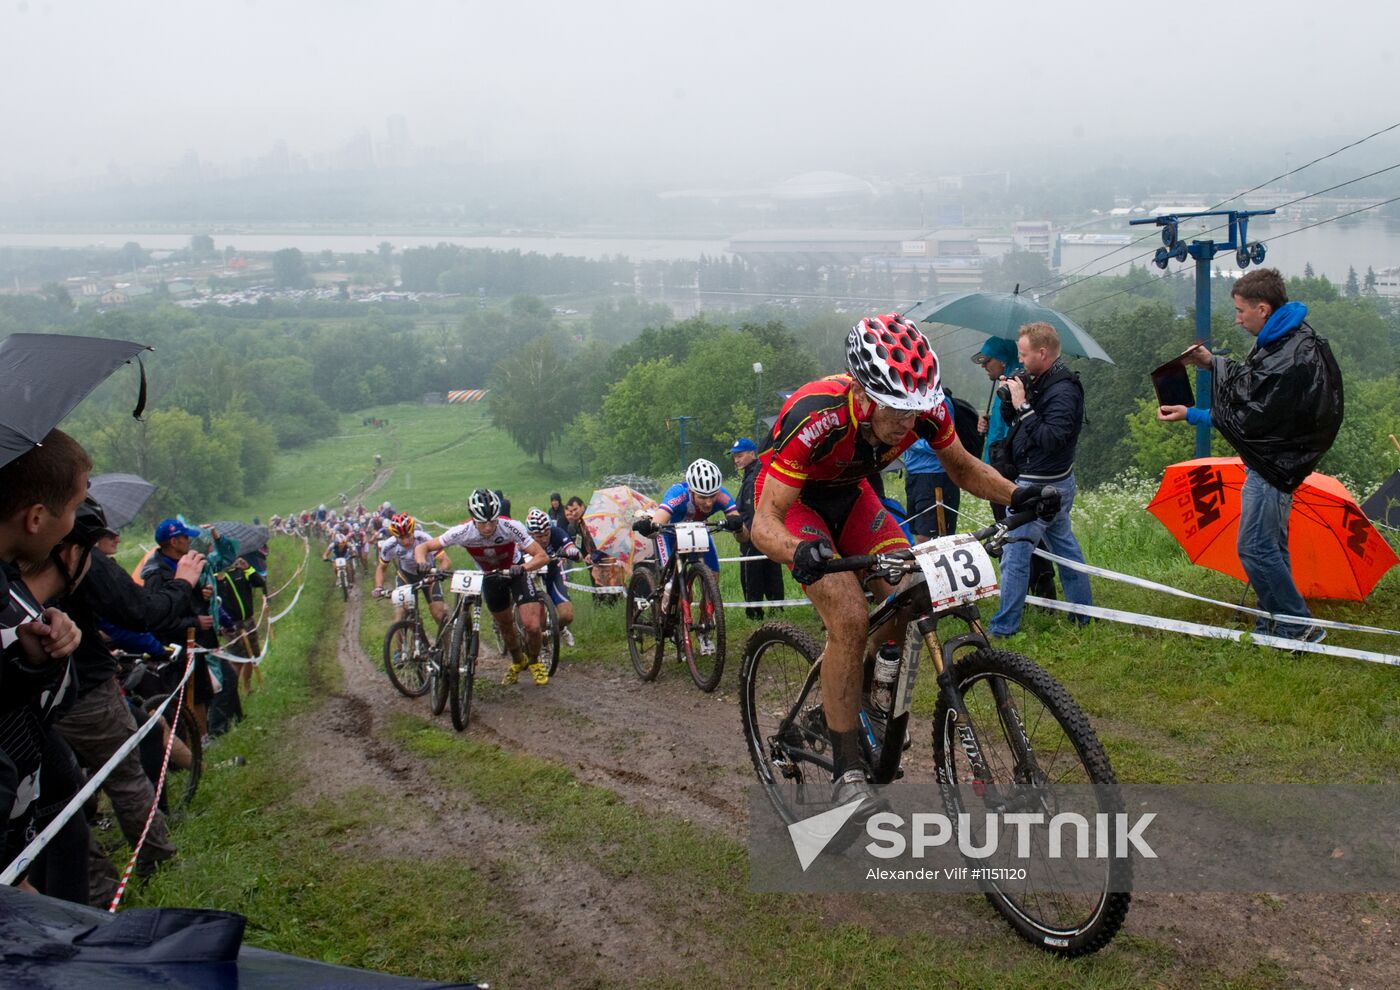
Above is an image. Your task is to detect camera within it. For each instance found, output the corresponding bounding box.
[995,371,1032,403]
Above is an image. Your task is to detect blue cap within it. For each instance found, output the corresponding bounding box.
[728,437,757,454]
[155,518,201,543]
[972,337,1019,368]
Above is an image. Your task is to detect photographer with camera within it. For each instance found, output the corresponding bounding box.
[986,322,1094,639]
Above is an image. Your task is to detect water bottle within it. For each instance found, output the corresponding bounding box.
[870,641,901,718]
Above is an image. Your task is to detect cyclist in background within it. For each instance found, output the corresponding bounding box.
[632,458,743,578]
[750,314,1057,818]
[526,507,581,648]
[373,514,449,631]
[415,489,551,686]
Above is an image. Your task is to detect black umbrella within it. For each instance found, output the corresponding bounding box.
[0,333,153,468]
[88,473,157,531]
[199,521,271,558]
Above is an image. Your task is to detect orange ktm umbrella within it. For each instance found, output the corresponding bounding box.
[1146,457,1398,601]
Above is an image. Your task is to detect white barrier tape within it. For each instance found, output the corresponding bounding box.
[1031,547,1400,639]
[562,579,627,594]
[1,650,196,886]
[722,598,813,609]
[269,580,307,624]
[1024,596,1400,667]
[267,537,311,599]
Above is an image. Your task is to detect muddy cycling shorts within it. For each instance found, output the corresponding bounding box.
[482,569,542,614]
[754,469,909,579]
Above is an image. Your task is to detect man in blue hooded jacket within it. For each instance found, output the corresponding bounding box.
[1159,268,1343,643]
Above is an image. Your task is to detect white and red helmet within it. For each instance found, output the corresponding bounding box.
[846,313,943,411]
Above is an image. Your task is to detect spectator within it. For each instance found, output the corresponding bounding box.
[0,428,89,896]
[43,498,192,895]
[547,493,567,529]
[730,438,785,619]
[903,392,961,540]
[217,556,266,695]
[1158,267,1343,643]
[987,323,1093,638]
[140,519,219,740]
[974,338,1057,601]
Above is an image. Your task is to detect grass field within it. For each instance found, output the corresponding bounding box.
[127,402,1399,987]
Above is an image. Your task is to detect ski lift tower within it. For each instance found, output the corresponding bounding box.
[1130,208,1275,457]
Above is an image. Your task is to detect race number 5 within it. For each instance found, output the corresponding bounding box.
[913,534,998,608]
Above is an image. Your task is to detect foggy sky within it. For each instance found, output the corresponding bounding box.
[3,0,1398,187]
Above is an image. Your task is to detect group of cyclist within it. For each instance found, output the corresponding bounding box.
[292,313,1060,825]
[366,490,585,687]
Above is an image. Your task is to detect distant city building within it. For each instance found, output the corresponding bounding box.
[1374,266,1400,298]
[1012,221,1055,260]
[1058,233,1134,273]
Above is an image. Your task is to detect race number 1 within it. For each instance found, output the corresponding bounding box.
[913,534,998,609]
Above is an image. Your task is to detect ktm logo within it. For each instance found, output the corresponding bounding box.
[797,410,841,448]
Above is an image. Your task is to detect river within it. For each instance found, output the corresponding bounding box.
[1,218,1397,278]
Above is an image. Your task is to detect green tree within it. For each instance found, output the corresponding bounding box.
[272,248,308,288]
[190,233,215,257]
[120,241,147,271]
[487,337,578,464]
[1345,266,1360,299]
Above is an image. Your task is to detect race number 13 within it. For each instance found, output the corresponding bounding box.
[914,534,998,607]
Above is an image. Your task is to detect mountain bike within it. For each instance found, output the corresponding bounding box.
[333,556,353,601]
[379,576,437,700]
[488,575,561,677]
[114,648,203,815]
[738,499,1130,956]
[625,520,727,692]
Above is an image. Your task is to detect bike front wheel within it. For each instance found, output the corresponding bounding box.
[448,615,478,732]
[932,647,1131,958]
[625,566,662,682]
[383,619,431,698]
[738,621,832,825]
[682,564,726,692]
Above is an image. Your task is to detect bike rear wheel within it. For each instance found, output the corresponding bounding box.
[738,621,832,825]
[932,647,1131,957]
[429,635,449,716]
[682,564,726,692]
[625,566,662,681]
[537,596,561,676]
[383,619,431,697]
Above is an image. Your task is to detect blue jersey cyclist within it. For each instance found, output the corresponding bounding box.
[633,458,743,573]
[526,507,581,649]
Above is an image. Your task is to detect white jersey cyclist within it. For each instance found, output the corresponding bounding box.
[379,529,437,576]
[437,516,533,573]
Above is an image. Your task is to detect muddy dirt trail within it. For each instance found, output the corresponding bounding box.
[293,591,1396,989]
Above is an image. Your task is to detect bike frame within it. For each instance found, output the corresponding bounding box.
[775,533,1038,803]
[646,523,721,634]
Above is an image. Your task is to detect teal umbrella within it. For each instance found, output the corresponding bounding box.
[903,290,1114,364]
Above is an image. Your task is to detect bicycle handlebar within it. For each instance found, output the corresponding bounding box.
[821,501,1047,576]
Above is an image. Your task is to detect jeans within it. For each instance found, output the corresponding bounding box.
[989,474,1093,636]
[1238,468,1311,638]
[906,472,961,537]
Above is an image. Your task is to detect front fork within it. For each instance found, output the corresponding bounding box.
[929,608,1042,807]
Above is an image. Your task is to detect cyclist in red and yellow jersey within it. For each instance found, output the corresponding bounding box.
[751,314,1060,815]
